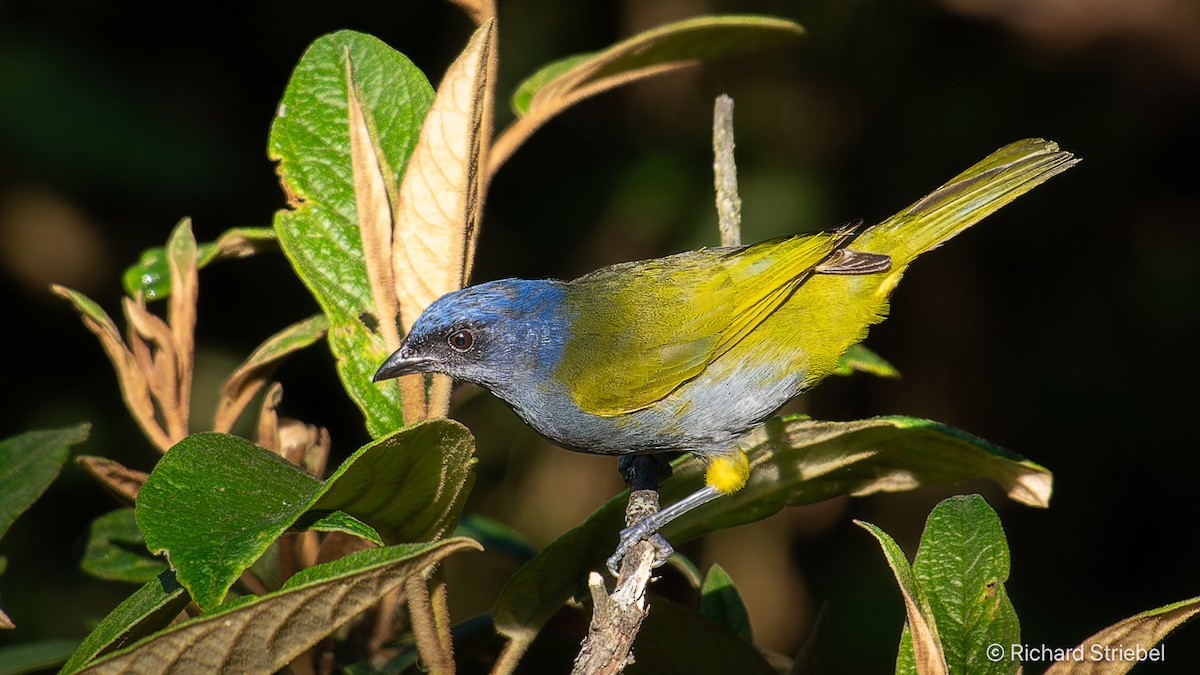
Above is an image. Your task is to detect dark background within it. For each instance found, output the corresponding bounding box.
[2,0,1197,672]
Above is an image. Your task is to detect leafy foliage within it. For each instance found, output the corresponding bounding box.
[9,6,1194,675]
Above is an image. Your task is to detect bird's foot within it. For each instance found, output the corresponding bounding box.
[606,519,673,576]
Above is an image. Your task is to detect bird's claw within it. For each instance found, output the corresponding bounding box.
[606,521,674,576]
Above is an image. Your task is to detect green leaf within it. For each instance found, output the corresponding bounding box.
[510,54,589,116]
[81,508,167,583]
[699,563,752,643]
[511,15,804,119]
[0,424,89,539]
[856,520,948,675]
[61,570,189,674]
[493,414,1050,645]
[74,540,479,674]
[268,30,434,438]
[136,419,473,612]
[453,513,536,562]
[899,495,1018,675]
[1043,596,1200,675]
[299,509,384,547]
[0,639,80,675]
[833,343,900,378]
[626,595,775,675]
[121,227,277,300]
[137,433,322,611]
[315,418,476,544]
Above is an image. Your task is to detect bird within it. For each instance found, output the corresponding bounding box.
[374,138,1076,573]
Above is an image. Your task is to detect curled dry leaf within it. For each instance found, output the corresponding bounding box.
[390,19,496,419]
[50,285,171,451]
[75,456,148,504]
[490,14,805,175]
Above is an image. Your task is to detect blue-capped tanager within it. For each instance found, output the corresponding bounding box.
[374,138,1076,572]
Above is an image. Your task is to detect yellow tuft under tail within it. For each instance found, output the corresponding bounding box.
[705,449,751,494]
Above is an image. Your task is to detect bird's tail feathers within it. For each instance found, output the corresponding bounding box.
[857,138,1078,274]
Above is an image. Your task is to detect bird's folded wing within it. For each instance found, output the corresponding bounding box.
[559,229,856,416]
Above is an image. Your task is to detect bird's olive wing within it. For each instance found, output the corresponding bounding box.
[558,230,854,416]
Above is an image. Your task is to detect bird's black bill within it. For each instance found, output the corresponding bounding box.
[373,349,436,382]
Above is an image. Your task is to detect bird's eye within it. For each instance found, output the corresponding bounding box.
[448,329,474,352]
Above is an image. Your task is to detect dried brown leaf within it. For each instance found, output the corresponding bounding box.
[122,297,185,442]
[165,219,198,433]
[391,19,495,419]
[75,455,148,503]
[0,608,13,629]
[346,54,403,356]
[254,382,284,455]
[51,285,172,451]
[392,19,495,332]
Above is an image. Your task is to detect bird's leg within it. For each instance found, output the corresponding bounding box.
[606,450,749,575]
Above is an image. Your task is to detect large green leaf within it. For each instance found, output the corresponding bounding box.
[315,419,476,544]
[897,495,1019,675]
[0,424,89,540]
[71,540,478,675]
[268,30,434,437]
[136,419,474,611]
[493,414,1051,646]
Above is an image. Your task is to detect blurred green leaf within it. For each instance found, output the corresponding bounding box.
[897,495,1018,675]
[626,595,775,675]
[510,54,589,116]
[453,513,536,562]
[0,639,80,675]
[833,343,900,378]
[0,424,89,540]
[494,415,1051,645]
[60,570,189,674]
[81,508,167,584]
[72,540,478,674]
[121,227,277,300]
[268,30,433,438]
[699,563,752,643]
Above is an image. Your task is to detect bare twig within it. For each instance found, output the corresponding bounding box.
[713,94,742,248]
[572,457,666,674]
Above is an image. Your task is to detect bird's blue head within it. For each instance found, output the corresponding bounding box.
[373,278,568,393]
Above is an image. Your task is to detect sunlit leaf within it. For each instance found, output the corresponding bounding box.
[269,30,434,437]
[833,343,900,378]
[699,563,752,643]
